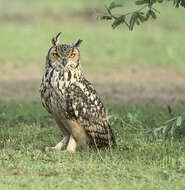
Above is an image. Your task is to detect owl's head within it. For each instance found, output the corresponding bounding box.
[47,32,83,70]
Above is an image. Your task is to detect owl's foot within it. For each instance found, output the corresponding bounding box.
[66,135,77,153]
[45,136,69,151]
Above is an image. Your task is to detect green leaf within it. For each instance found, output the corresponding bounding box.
[180,112,185,120]
[150,10,157,19]
[136,19,140,25]
[176,116,182,127]
[164,117,177,124]
[146,9,157,20]
[180,0,185,8]
[135,0,148,5]
[100,16,112,20]
[162,125,168,134]
[169,121,176,136]
[174,0,180,8]
[173,0,185,8]
[137,12,146,22]
[112,15,125,29]
[129,13,137,31]
[153,126,164,137]
[109,2,123,10]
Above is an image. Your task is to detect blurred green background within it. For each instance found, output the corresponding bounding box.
[1,0,185,102]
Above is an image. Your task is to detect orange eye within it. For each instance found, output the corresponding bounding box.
[69,53,75,58]
[53,53,59,58]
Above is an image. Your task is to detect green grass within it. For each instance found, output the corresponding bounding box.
[0,100,185,190]
[1,1,185,189]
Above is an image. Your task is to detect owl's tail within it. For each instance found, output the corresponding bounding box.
[109,126,117,147]
[88,122,116,149]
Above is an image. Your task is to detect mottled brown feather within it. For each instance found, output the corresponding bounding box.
[40,35,116,151]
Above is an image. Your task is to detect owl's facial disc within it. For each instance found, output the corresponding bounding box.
[48,34,83,69]
[50,45,70,67]
[50,45,79,68]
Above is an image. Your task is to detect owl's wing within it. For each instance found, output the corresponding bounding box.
[66,78,116,148]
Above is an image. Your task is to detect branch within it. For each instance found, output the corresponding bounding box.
[100,0,185,31]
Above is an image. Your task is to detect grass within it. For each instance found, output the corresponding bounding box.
[1,0,185,189]
[0,100,185,190]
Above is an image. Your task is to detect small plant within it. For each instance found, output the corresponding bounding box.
[148,112,185,138]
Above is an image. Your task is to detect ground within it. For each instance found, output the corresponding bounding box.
[0,0,185,189]
[1,66,185,105]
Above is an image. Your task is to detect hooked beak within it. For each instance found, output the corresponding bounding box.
[61,58,67,67]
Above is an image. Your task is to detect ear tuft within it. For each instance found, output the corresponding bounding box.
[73,40,83,47]
[51,32,61,46]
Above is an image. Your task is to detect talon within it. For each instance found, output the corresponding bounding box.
[45,146,55,152]
[45,136,69,152]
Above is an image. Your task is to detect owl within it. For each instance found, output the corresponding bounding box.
[40,32,116,152]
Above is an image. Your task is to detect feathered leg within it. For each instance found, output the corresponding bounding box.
[45,116,70,151]
[45,136,69,151]
[66,135,77,153]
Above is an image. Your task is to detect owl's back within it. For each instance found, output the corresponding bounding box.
[65,77,116,148]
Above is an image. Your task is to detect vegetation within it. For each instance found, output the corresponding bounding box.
[0,0,185,189]
[0,101,185,190]
[101,0,185,30]
[1,0,185,72]
[100,0,185,136]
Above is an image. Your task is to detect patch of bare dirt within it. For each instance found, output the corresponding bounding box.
[97,83,185,106]
[0,65,185,105]
[0,9,97,24]
[0,14,34,23]
[0,80,39,100]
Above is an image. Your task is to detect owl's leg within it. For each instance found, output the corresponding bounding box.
[45,136,69,151]
[66,135,77,153]
[45,116,70,151]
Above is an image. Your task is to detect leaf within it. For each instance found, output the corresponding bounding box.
[176,116,182,127]
[162,125,168,134]
[170,121,176,136]
[136,19,140,25]
[148,110,185,138]
[109,2,123,10]
[146,9,157,20]
[137,12,146,22]
[135,0,148,5]
[100,16,112,20]
[153,126,163,137]
[180,112,185,120]
[164,117,177,124]
[173,0,185,8]
[150,9,157,19]
[129,13,137,31]
[148,0,157,7]
[180,0,185,8]
[112,15,125,29]
[174,0,180,8]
